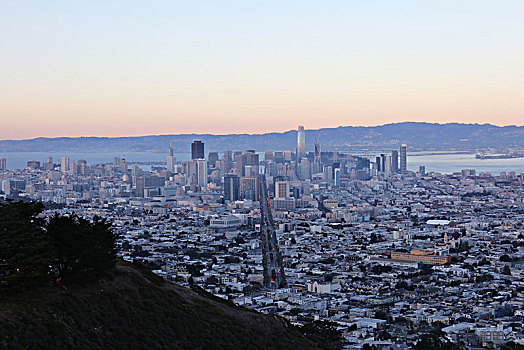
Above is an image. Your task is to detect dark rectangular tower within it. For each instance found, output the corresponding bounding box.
[191,140,205,160]
[223,174,240,201]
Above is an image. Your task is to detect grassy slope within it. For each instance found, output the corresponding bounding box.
[0,260,319,350]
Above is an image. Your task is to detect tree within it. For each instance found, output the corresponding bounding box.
[1,202,121,291]
[396,281,409,290]
[362,344,378,350]
[324,273,335,282]
[45,213,119,282]
[206,275,219,285]
[0,201,51,291]
[377,330,392,340]
[301,321,343,350]
[414,325,462,350]
[500,254,512,262]
[347,323,357,331]
[375,309,388,320]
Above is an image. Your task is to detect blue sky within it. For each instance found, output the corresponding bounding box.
[1,1,523,138]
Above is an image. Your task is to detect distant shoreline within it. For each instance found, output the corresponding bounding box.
[475,154,524,160]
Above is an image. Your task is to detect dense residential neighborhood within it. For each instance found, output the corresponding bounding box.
[1,142,523,349]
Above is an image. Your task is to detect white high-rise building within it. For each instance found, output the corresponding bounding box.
[297,125,306,159]
[323,166,333,182]
[0,158,6,171]
[71,160,77,175]
[274,180,290,199]
[1,179,10,195]
[195,158,207,187]
[60,156,70,173]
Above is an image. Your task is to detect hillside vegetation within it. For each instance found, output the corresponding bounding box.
[0,201,322,349]
[1,259,319,350]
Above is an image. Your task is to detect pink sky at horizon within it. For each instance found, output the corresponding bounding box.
[1,117,522,141]
[2,1,523,140]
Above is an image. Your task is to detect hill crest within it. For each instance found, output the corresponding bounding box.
[0,259,320,349]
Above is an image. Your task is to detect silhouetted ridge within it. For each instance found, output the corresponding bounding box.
[0,122,521,152]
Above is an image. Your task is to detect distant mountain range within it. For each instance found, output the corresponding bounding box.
[1,122,522,153]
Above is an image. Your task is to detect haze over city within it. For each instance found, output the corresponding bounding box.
[2,1,524,139]
[2,2,524,350]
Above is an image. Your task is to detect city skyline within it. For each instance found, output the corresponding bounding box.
[2,2,524,348]
[2,1,524,139]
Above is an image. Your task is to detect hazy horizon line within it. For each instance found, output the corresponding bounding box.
[2,121,523,142]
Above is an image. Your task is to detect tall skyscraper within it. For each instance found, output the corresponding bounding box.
[167,141,176,172]
[379,154,391,173]
[0,158,6,171]
[78,160,87,175]
[44,156,54,170]
[380,154,386,173]
[240,176,259,200]
[60,156,70,173]
[297,125,305,159]
[324,165,333,182]
[223,174,240,201]
[220,150,232,174]
[400,144,407,174]
[312,139,321,174]
[334,168,341,187]
[168,141,174,157]
[113,157,121,168]
[70,160,77,174]
[195,158,207,187]
[274,180,290,198]
[233,152,243,175]
[208,152,219,168]
[191,140,205,160]
[298,158,311,180]
[242,150,259,176]
[120,158,127,173]
[314,139,320,161]
[391,150,399,173]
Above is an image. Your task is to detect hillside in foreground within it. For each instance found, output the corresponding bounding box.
[0,259,320,350]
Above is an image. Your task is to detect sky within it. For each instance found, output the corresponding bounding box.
[1,1,523,139]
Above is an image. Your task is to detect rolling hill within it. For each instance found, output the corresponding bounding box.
[0,122,522,153]
[0,259,321,350]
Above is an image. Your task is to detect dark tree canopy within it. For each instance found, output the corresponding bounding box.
[301,320,343,350]
[0,201,50,290]
[46,213,120,281]
[1,201,120,293]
